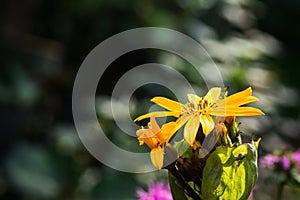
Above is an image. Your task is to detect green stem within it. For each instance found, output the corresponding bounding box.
[167,163,201,200]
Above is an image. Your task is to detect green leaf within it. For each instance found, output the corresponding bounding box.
[202,140,260,200]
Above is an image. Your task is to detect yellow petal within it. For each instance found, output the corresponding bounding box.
[224,107,265,116]
[136,129,158,149]
[151,97,182,112]
[239,96,259,105]
[217,96,259,109]
[226,96,259,107]
[138,138,144,145]
[134,111,180,122]
[227,87,252,100]
[200,114,215,136]
[150,147,164,169]
[187,94,202,105]
[184,115,200,146]
[211,104,227,116]
[136,128,150,137]
[225,87,259,106]
[204,87,221,104]
[160,122,177,143]
[149,116,160,134]
[175,115,191,132]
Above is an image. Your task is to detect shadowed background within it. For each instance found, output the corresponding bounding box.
[0,0,300,199]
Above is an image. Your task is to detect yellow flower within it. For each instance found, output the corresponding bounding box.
[136,116,177,169]
[135,87,264,146]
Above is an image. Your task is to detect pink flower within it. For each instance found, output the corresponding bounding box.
[292,150,300,167]
[260,154,281,168]
[260,154,291,170]
[136,181,173,200]
[281,156,290,170]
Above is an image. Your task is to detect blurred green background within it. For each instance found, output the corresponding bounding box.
[1,0,300,199]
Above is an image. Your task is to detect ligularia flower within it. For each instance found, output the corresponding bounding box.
[135,87,264,146]
[136,116,177,169]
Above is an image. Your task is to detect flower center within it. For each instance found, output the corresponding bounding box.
[182,98,215,116]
